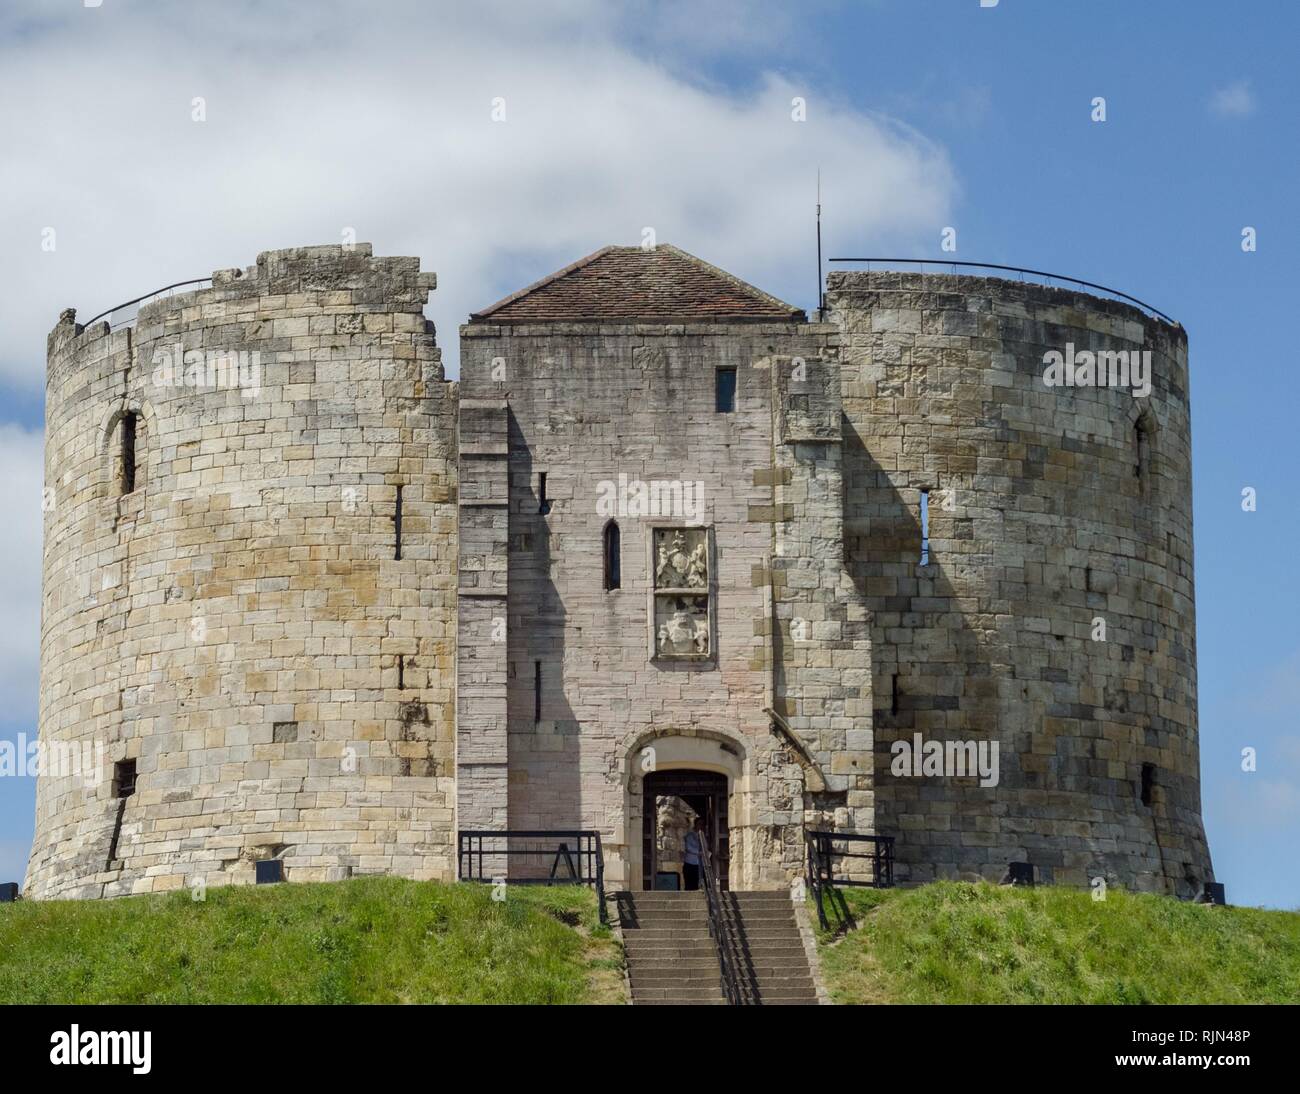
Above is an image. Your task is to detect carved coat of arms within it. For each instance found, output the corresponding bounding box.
[658,608,709,656]
[655,530,707,589]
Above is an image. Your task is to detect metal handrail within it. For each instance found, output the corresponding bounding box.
[806,832,825,930]
[806,830,895,930]
[827,257,1175,325]
[457,829,606,924]
[697,835,745,1005]
[81,278,213,328]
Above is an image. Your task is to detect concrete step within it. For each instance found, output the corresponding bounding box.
[623,889,705,895]
[727,889,799,897]
[632,969,725,983]
[625,942,718,954]
[621,924,714,935]
[635,996,727,1005]
[625,959,721,973]
[627,932,801,948]
[731,936,803,948]
[631,984,724,999]
[624,892,707,901]
[631,996,725,1005]
[728,968,814,981]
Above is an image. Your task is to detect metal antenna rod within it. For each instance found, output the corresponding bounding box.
[815,171,823,319]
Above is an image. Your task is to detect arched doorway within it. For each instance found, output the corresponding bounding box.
[641,769,730,891]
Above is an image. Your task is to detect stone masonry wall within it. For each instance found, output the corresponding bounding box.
[831,270,1212,894]
[27,244,458,899]
[457,319,870,890]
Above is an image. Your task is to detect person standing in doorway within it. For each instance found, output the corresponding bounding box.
[682,817,704,891]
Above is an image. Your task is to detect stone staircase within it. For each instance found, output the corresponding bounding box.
[616,890,820,1005]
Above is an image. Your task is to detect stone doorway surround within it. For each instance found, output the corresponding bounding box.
[619,726,778,891]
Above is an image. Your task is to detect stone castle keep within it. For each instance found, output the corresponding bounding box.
[25,242,1214,900]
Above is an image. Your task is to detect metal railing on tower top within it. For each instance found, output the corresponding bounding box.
[81,278,213,331]
[827,257,1175,324]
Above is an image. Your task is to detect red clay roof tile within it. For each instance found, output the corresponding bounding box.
[470,244,805,322]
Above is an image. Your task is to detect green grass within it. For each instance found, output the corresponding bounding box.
[815,881,1300,1004]
[0,877,625,1004]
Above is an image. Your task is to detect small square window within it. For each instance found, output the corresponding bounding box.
[113,759,136,799]
[715,368,737,413]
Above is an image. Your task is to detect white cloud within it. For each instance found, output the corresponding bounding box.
[0,0,956,387]
[0,425,43,724]
[1209,80,1256,119]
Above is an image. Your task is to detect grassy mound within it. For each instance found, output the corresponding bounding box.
[0,877,624,1004]
[816,881,1300,1004]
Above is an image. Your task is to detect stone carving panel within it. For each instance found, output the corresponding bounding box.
[652,527,711,659]
[653,527,708,590]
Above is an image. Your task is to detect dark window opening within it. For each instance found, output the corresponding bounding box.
[1135,418,1151,481]
[715,368,737,413]
[113,759,137,799]
[120,412,138,494]
[538,472,551,515]
[890,673,899,717]
[603,522,621,591]
[397,654,405,690]
[393,484,404,560]
[533,660,543,724]
[919,489,930,565]
[1140,762,1155,807]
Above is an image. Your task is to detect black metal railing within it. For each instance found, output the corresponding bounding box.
[457,829,606,924]
[828,257,1175,325]
[81,278,214,330]
[806,830,896,930]
[698,836,745,1005]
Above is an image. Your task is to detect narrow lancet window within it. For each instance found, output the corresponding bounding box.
[919,488,930,565]
[393,484,404,560]
[1140,762,1155,807]
[1135,417,1151,482]
[603,521,621,591]
[120,412,139,494]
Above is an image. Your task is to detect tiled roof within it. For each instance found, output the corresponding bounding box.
[470,244,806,323]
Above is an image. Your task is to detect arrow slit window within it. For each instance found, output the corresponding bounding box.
[651,527,712,660]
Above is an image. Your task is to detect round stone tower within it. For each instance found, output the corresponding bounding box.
[27,244,458,899]
[829,270,1212,896]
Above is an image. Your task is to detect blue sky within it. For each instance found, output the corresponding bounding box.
[0,0,1295,908]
